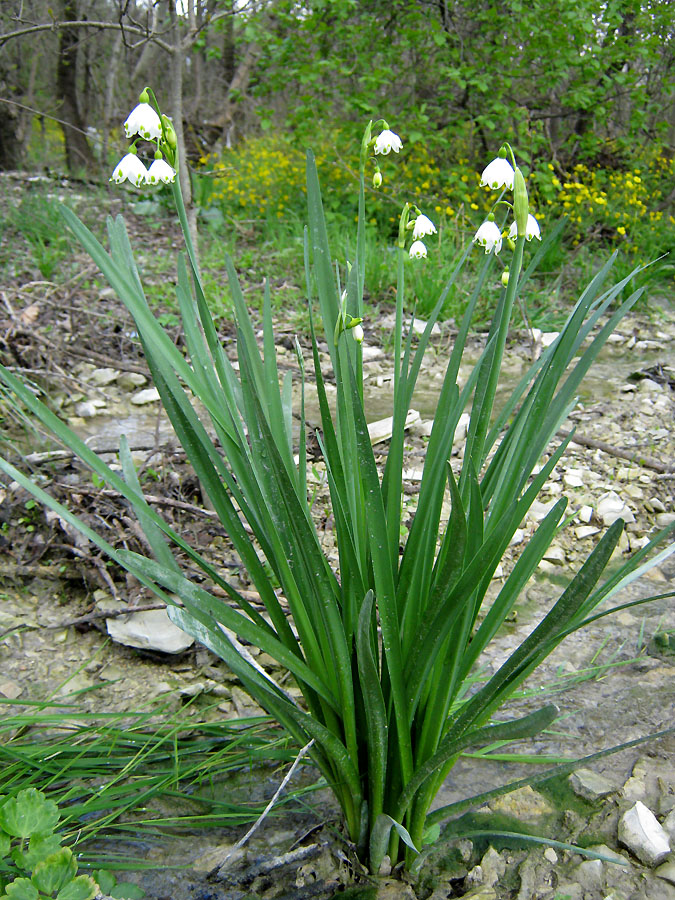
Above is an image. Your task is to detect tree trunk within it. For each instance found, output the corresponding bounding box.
[56,0,96,173]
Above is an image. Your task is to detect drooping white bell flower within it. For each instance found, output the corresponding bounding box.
[480,157,515,191]
[473,220,503,254]
[124,103,162,141]
[352,323,364,344]
[111,153,149,188]
[409,240,428,259]
[374,129,403,155]
[508,213,541,241]
[412,214,437,241]
[146,158,176,185]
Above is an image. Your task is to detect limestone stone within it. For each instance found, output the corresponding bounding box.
[569,767,617,801]
[106,607,194,653]
[618,801,671,866]
[130,387,161,405]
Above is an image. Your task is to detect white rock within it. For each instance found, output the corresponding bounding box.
[664,809,675,842]
[655,859,675,886]
[563,469,585,488]
[543,847,558,863]
[361,345,383,361]
[412,317,441,337]
[106,607,194,654]
[130,387,161,405]
[655,512,675,529]
[90,367,120,386]
[542,545,565,564]
[597,490,635,526]
[575,525,600,539]
[510,529,524,546]
[569,768,617,801]
[618,801,670,866]
[526,499,561,523]
[117,371,147,390]
[367,409,420,444]
[541,331,559,347]
[454,412,471,444]
[578,505,594,523]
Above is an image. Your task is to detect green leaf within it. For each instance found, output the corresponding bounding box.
[12,833,63,871]
[56,875,99,900]
[0,789,59,838]
[3,878,39,900]
[31,848,77,895]
[370,814,419,871]
[93,871,116,895]
[110,882,146,900]
[0,832,10,857]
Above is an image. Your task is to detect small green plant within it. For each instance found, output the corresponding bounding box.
[6,196,73,280]
[0,788,99,900]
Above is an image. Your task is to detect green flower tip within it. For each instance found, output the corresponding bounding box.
[139,88,150,104]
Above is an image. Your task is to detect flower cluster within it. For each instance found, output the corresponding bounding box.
[472,149,541,254]
[408,212,437,258]
[111,97,177,189]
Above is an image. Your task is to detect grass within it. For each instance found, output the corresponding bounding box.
[0,688,314,871]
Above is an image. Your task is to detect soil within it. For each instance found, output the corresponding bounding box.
[0,172,674,900]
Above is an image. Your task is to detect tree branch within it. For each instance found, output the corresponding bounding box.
[0,19,174,52]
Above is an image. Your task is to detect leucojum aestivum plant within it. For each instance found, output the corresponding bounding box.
[1,89,673,873]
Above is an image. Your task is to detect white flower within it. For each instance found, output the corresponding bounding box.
[352,323,364,343]
[480,157,515,191]
[111,153,149,188]
[412,214,437,241]
[508,214,541,241]
[146,158,176,185]
[124,103,162,141]
[473,220,503,254]
[409,240,427,259]
[373,129,402,155]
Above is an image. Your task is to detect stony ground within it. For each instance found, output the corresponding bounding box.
[0,172,674,899]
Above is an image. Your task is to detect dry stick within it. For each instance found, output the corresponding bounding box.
[217,738,316,872]
[558,428,673,473]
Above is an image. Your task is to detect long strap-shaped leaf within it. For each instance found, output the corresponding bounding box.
[447,519,623,738]
[393,705,558,823]
[356,591,388,830]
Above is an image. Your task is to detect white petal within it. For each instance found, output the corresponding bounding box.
[473,221,502,254]
[412,214,437,240]
[480,158,515,191]
[374,129,402,155]
[508,214,541,241]
[110,153,148,188]
[409,240,428,259]
[146,159,176,184]
[124,103,162,141]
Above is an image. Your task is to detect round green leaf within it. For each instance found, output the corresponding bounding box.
[0,790,59,839]
[93,870,116,896]
[31,848,77,895]
[0,832,10,857]
[4,878,39,900]
[57,875,99,900]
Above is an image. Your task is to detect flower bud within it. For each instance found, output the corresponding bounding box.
[501,269,510,287]
[162,115,177,150]
[373,170,382,189]
[513,167,529,237]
